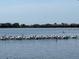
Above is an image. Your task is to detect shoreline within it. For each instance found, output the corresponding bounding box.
[1,23,79,28]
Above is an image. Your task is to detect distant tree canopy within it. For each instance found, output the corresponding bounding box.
[12,23,20,28]
[0,23,79,28]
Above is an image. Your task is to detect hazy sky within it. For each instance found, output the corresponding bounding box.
[0,0,79,24]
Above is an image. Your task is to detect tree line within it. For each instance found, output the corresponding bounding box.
[0,23,79,28]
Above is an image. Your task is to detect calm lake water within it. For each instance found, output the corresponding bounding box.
[0,28,79,59]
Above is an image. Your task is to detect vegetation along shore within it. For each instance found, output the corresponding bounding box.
[0,23,79,28]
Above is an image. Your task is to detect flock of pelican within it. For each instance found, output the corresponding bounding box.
[0,35,78,40]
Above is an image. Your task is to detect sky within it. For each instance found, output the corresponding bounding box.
[0,0,79,24]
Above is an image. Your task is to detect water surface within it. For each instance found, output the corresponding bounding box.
[0,28,79,59]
